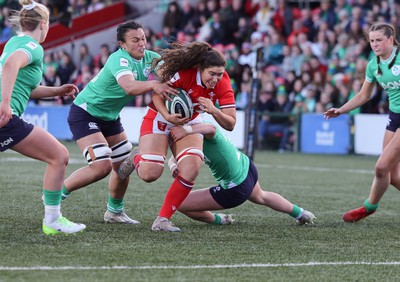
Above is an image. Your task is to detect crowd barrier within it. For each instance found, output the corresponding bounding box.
[22,105,385,156]
[22,105,246,149]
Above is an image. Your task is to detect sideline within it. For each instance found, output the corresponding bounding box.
[1,261,400,271]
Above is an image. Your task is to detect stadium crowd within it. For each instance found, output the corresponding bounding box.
[5,0,400,151]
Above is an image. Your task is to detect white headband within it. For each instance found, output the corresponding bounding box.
[22,1,37,10]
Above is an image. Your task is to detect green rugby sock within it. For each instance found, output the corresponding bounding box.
[61,186,70,201]
[289,205,302,219]
[107,195,124,214]
[212,213,222,225]
[363,199,379,212]
[43,189,62,206]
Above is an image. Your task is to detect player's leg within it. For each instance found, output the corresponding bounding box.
[248,182,315,225]
[245,160,315,224]
[178,188,234,225]
[64,103,113,198]
[119,109,170,182]
[12,125,85,235]
[103,132,139,224]
[63,132,112,194]
[152,134,203,232]
[133,133,169,182]
[343,129,400,222]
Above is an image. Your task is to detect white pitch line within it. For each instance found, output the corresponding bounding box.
[1,261,400,271]
[0,156,374,174]
[257,163,374,174]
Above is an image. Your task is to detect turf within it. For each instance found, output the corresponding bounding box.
[1,142,400,281]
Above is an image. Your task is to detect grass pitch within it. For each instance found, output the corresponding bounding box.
[1,142,400,281]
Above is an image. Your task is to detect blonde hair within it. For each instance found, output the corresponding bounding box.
[9,0,49,33]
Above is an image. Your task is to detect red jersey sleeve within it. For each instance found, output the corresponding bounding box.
[214,71,236,110]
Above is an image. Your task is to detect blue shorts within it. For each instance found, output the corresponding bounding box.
[68,104,124,141]
[209,160,258,209]
[0,115,34,152]
[386,111,400,132]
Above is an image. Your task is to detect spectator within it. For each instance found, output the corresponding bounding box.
[56,50,76,85]
[93,43,111,70]
[162,1,183,38]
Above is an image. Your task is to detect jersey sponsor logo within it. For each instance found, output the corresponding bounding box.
[209,91,216,100]
[0,137,13,147]
[392,65,400,76]
[143,66,151,77]
[26,42,39,50]
[88,122,99,130]
[157,121,167,131]
[133,70,138,79]
[120,58,129,67]
[380,79,400,90]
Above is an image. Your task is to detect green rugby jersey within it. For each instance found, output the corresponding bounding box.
[73,48,160,121]
[203,127,250,189]
[366,47,400,113]
[0,35,44,116]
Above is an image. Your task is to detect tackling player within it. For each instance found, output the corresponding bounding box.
[62,20,176,224]
[168,122,316,228]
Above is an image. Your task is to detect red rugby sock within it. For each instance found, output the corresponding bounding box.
[159,175,194,219]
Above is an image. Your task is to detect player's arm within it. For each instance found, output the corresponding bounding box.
[152,94,190,125]
[170,123,216,143]
[0,51,29,127]
[198,97,236,131]
[117,74,177,99]
[324,79,375,119]
[31,84,79,99]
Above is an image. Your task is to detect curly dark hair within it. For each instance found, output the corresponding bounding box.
[153,42,227,82]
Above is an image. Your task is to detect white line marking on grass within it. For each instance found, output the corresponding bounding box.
[0,157,85,164]
[1,261,400,271]
[257,164,374,174]
[0,156,373,174]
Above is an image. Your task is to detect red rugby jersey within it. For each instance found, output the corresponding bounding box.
[149,68,236,120]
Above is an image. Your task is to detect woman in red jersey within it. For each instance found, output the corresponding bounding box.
[119,42,236,231]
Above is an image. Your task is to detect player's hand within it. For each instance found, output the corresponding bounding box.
[198,97,217,114]
[153,82,178,101]
[323,108,341,120]
[166,113,190,126]
[58,84,79,98]
[170,126,188,143]
[0,101,12,128]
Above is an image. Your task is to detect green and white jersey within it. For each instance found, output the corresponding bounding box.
[366,47,400,113]
[203,127,250,189]
[73,48,160,121]
[0,35,43,116]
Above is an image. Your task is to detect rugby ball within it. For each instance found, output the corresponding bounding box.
[165,88,193,119]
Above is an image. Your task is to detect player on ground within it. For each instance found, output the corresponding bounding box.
[62,20,176,224]
[168,122,316,227]
[0,0,85,235]
[324,22,400,222]
[119,42,236,231]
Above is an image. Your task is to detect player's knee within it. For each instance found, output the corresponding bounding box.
[92,161,113,179]
[110,139,132,163]
[375,163,390,178]
[137,154,165,182]
[176,147,204,181]
[83,143,112,165]
[49,144,69,167]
